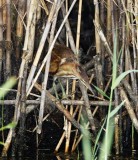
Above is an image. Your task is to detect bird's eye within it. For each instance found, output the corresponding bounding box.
[60,58,66,64]
[76,67,81,73]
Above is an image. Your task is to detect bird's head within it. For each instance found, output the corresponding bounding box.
[55,62,93,94]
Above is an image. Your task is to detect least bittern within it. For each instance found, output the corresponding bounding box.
[48,44,93,93]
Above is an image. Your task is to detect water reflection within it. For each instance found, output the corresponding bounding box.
[109,150,138,160]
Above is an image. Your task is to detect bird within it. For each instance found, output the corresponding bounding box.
[48,44,93,93]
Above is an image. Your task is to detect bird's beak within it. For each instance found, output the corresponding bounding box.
[73,65,94,94]
[81,79,94,94]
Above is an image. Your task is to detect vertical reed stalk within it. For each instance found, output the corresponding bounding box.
[71,105,82,151]
[65,80,76,152]
[5,0,11,78]
[76,0,82,55]
[107,0,111,44]
[135,0,138,60]
[2,0,6,26]
[0,0,3,83]
[15,0,26,60]
[61,3,76,53]
[94,0,101,54]
[26,0,31,20]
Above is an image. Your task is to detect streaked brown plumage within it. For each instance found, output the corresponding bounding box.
[49,44,93,93]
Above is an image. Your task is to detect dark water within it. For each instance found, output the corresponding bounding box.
[0,151,138,160]
[1,113,138,160]
[0,151,81,160]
